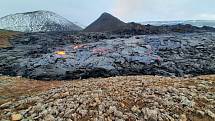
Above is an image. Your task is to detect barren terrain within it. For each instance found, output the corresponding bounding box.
[0,75,215,121]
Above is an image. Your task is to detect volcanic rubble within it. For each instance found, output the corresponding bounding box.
[0,75,215,121]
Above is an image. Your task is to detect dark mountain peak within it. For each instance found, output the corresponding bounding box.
[84,12,126,32]
[100,12,113,17]
[99,12,123,22]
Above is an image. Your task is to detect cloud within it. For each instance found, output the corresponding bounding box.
[113,0,143,18]
[113,0,215,22]
[113,0,145,19]
[113,0,187,21]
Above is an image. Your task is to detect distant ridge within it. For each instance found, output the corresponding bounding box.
[141,20,215,28]
[0,10,82,32]
[84,12,127,32]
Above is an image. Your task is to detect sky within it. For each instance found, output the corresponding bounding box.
[0,0,215,26]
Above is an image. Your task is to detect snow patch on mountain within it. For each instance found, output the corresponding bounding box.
[0,10,82,32]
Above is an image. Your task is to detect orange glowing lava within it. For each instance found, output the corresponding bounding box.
[55,51,66,55]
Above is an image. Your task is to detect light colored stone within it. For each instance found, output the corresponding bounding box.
[108,106,117,114]
[179,114,187,121]
[44,114,55,121]
[95,97,101,104]
[142,108,158,121]
[116,118,124,121]
[131,105,141,114]
[114,110,123,118]
[206,110,215,119]
[11,114,23,121]
[64,108,75,118]
[60,92,70,98]
[180,96,195,107]
[0,101,12,109]
[79,110,88,117]
[52,93,60,99]
[196,110,205,117]
[98,104,105,115]
[40,109,48,117]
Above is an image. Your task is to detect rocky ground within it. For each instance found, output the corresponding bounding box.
[0,75,215,121]
[0,76,63,105]
[0,32,215,80]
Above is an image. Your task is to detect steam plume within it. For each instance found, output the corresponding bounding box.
[113,0,144,20]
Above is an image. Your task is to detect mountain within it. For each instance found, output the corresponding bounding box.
[0,10,82,32]
[84,13,215,34]
[84,12,127,32]
[141,20,215,28]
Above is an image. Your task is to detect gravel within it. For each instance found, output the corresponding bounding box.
[0,75,215,121]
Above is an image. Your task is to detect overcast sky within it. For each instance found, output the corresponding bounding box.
[0,0,215,26]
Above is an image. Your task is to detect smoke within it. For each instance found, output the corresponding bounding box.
[112,0,194,22]
[113,0,144,20]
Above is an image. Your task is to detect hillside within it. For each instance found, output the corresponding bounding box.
[0,10,82,32]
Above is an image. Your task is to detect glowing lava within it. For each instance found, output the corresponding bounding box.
[55,51,66,55]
